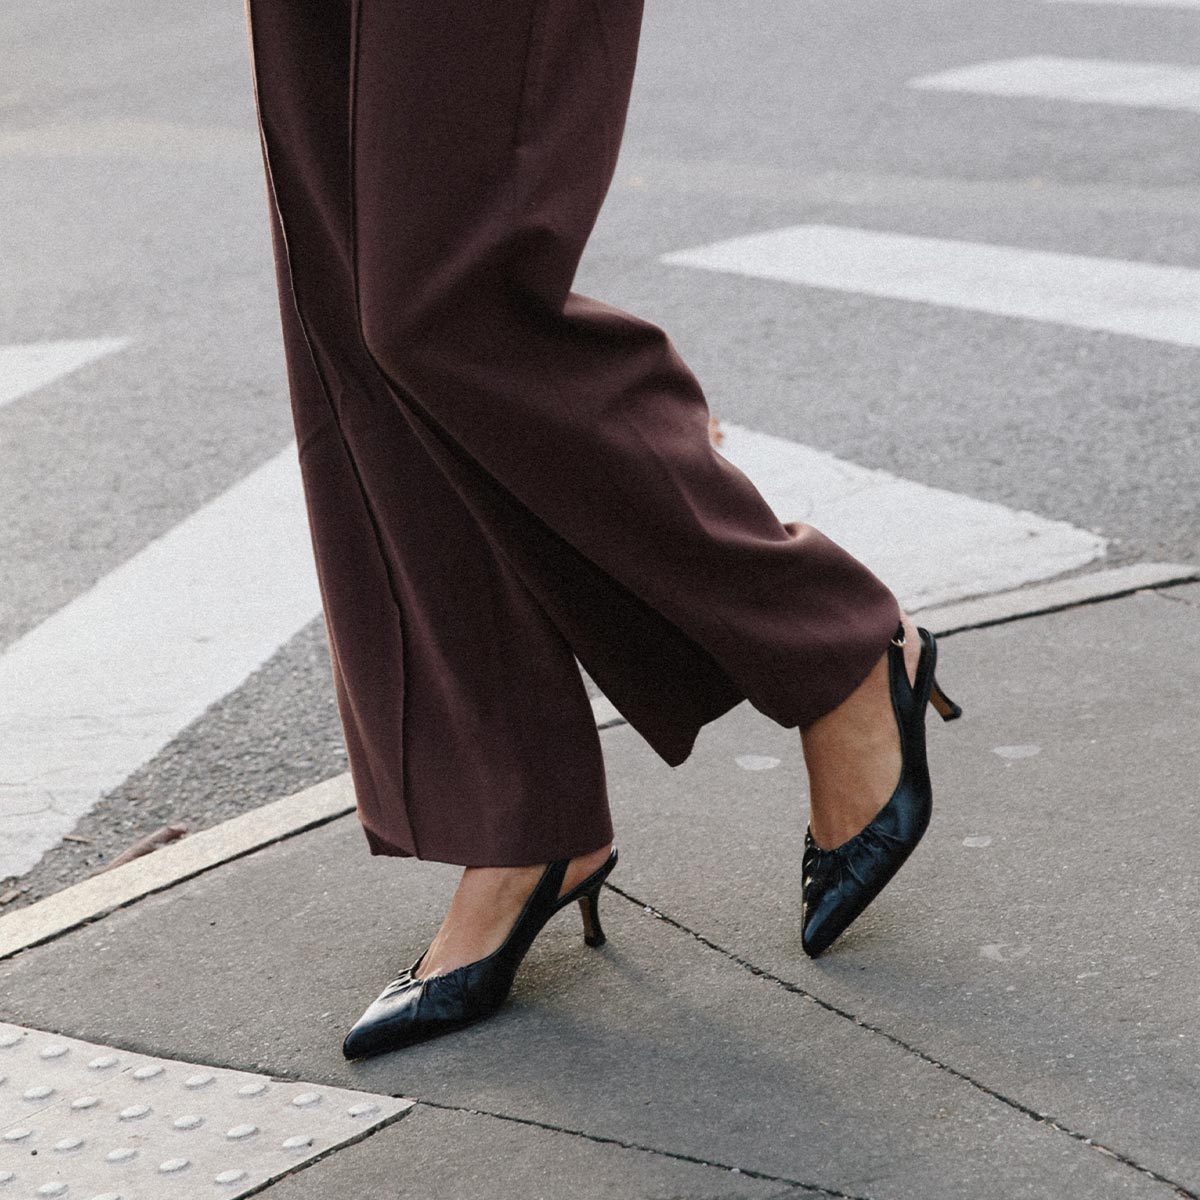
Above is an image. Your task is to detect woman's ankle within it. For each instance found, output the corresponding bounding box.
[414,842,613,980]
[800,625,909,849]
[560,841,613,897]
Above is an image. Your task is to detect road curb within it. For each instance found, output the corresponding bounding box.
[912,561,1198,634]
[0,774,354,962]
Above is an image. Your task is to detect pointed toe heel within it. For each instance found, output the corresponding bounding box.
[342,845,619,1059]
[801,624,962,958]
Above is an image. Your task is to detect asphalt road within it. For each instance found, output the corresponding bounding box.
[2,0,1198,904]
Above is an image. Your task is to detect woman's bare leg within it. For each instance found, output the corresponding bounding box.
[802,611,922,850]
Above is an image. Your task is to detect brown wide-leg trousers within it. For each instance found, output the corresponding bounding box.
[244,0,901,867]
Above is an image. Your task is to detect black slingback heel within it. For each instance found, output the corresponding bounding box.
[342,846,618,1059]
[801,625,960,958]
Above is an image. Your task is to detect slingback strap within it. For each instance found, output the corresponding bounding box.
[554,845,619,910]
[893,623,963,721]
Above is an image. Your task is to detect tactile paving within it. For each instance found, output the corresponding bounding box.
[0,1022,412,1197]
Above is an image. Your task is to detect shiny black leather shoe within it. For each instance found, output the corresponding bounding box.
[801,625,961,958]
[342,846,618,1059]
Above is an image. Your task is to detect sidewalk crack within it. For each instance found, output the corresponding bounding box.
[412,1097,871,1199]
[1154,588,1199,609]
[603,882,1198,1200]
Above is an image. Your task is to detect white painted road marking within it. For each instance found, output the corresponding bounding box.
[0,338,130,410]
[1048,0,1200,9]
[909,55,1200,114]
[716,421,1104,612]
[661,224,1200,349]
[0,446,321,880]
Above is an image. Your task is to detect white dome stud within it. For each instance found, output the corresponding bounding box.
[0,1025,411,1194]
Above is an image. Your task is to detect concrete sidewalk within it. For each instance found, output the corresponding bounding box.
[2,586,1198,1199]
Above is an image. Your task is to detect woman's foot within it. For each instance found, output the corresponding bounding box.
[800,611,921,850]
[412,841,615,980]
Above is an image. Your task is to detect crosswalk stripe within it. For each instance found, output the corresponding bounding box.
[1047,0,1200,9]
[0,446,320,881]
[909,55,1200,114]
[0,338,130,411]
[661,223,1200,349]
[715,421,1103,614]
[1,408,1105,879]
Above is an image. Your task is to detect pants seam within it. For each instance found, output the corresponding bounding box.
[248,0,419,858]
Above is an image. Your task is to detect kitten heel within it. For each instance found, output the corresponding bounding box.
[930,676,963,722]
[578,884,606,947]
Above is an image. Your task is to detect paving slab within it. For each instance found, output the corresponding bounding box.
[0,1020,411,1198]
[255,1104,795,1200]
[0,815,1159,1198]
[592,589,1200,1191]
